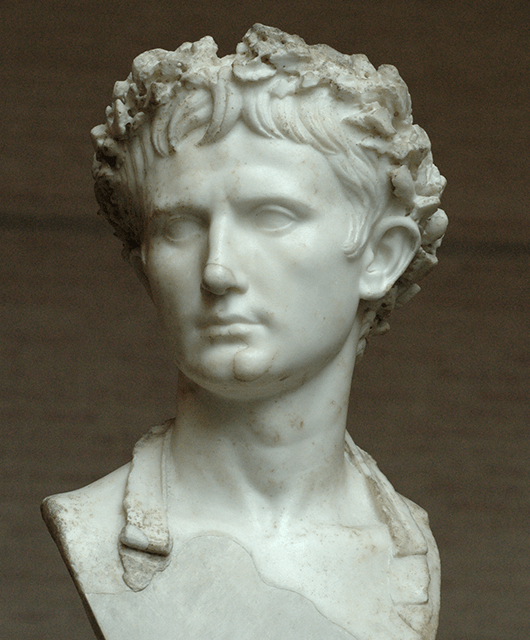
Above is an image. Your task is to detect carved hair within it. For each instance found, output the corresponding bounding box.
[92,24,447,349]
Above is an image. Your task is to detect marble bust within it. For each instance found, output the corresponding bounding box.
[42,24,447,640]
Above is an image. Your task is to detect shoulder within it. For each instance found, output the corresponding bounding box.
[395,495,441,640]
[401,495,440,569]
[41,464,131,595]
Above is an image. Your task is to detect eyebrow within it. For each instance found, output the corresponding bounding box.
[152,194,318,218]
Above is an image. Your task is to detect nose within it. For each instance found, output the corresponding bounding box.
[201,213,247,296]
[201,263,238,295]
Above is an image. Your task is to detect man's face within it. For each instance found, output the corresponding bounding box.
[140,124,368,400]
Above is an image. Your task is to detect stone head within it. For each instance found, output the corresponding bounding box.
[91,24,447,360]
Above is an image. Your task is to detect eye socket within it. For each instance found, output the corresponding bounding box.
[252,205,297,232]
[163,215,204,243]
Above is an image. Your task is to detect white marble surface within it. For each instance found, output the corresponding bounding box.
[43,24,447,640]
[43,427,439,640]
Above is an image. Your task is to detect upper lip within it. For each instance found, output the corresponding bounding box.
[198,314,258,328]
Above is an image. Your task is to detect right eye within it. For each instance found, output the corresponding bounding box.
[163,215,204,242]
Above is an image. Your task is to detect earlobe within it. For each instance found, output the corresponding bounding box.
[129,247,153,300]
[359,217,420,301]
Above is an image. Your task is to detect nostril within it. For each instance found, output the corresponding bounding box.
[201,263,237,295]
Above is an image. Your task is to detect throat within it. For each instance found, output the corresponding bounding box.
[167,372,354,528]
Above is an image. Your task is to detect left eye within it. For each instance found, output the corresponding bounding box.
[253,206,296,231]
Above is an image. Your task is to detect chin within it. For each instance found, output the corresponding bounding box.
[232,348,278,382]
[180,346,294,400]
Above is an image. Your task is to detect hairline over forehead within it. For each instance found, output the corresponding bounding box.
[145,121,388,229]
[143,116,388,238]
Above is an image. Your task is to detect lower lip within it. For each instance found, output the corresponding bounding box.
[203,323,256,338]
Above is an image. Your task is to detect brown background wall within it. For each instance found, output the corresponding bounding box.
[1,1,528,639]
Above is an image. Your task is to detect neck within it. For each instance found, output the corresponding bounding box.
[168,345,358,529]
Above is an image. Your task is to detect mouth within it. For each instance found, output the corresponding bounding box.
[197,314,261,343]
[198,314,258,328]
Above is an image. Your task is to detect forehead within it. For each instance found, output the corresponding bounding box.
[146,124,358,214]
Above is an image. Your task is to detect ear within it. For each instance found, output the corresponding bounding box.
[359,216,420,301]
[128,247,153,300]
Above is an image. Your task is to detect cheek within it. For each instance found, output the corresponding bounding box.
[299,259,360,327]
[285,241,356,294]
[145,243,200,299]
[278,263,358,334]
